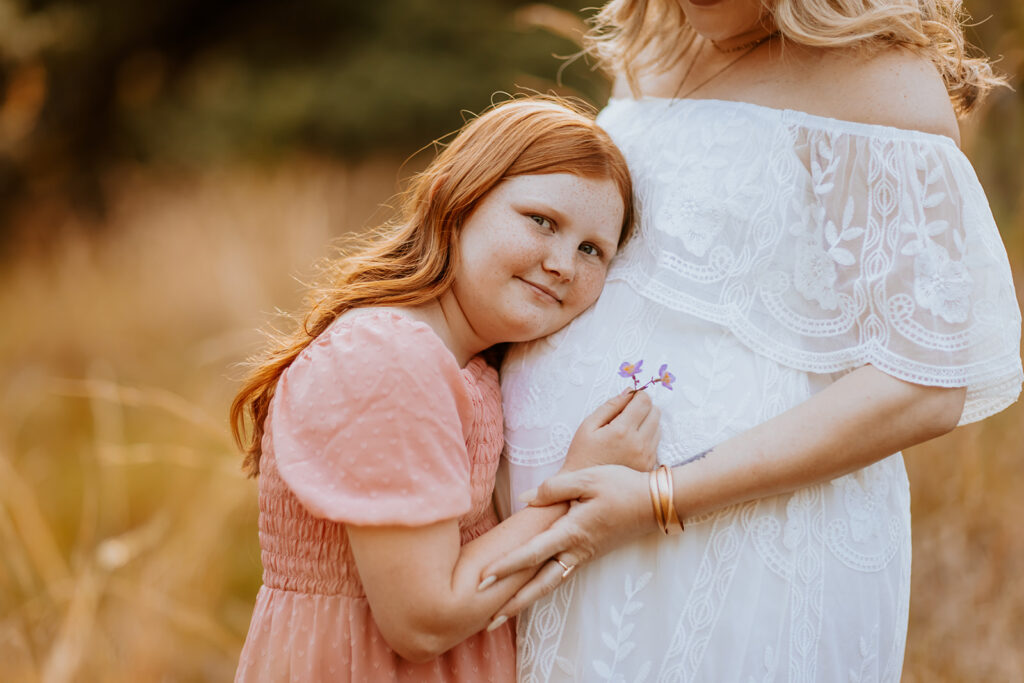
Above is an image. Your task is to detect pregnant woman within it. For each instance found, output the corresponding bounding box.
[484,0,1023,680]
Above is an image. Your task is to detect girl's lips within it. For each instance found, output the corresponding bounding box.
[687,0,725,6]
[518,277,562,304]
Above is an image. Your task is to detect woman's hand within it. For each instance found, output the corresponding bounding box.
[562,390,660,472]
[478,464,657,624]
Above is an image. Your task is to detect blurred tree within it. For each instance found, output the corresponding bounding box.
[954,0,1024,231]
[0,0,1019,243]
[0,0,603,237]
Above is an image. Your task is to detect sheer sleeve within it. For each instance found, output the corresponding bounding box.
[608,121,1022,424]
[268,312,474,525]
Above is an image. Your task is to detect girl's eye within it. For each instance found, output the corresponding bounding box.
[530,215,553,230]
[579,243,601,257]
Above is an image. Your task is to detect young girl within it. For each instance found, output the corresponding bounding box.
[229,98,660,681]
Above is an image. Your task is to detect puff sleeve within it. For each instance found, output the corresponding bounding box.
[268,312,475,526]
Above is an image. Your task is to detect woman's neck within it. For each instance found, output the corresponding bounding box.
[709,25,776,53]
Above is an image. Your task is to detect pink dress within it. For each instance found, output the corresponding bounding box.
[235,309,516,682]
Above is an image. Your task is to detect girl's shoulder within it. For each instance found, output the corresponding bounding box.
[283,307,472,404]
[333,305,433,336]
[310,306,447,363]
[268,306,483,526]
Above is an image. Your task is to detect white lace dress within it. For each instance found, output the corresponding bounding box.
[499,98,1022,683]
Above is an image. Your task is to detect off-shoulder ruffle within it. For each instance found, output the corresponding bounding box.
[600,98,1022,424]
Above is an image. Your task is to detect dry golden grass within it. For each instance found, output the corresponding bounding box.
[0,158,405,682]
[0,158,1021,682]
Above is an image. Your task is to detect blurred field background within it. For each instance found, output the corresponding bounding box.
[0,1,1021,681]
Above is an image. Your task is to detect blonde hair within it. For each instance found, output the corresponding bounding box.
[587,0,1005,116]
[230,96,634,476]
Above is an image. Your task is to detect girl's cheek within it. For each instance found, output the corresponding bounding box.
[576,267,607,304]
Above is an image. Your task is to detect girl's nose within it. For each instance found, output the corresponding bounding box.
[542,244,575,281]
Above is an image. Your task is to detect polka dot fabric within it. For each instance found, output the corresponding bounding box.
[235,309,515,682]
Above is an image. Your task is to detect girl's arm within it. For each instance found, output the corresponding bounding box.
[347,388,659,662]
[479,364,965,620]
[348,509,557,662]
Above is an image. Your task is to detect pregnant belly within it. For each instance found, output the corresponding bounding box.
[501,281,818,505]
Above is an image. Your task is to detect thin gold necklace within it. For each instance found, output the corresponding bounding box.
[672,33,776,100]
[712,31,778,53]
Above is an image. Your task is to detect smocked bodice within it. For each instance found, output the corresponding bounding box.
[257,353,503,597]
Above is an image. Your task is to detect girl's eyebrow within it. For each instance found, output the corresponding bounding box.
[520,198,569,227]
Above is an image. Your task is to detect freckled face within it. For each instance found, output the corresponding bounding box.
[680,0,766,41]
[450,173,625,346]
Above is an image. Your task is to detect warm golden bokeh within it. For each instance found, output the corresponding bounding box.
[1,1,1022,681]
[2,152,1021,683]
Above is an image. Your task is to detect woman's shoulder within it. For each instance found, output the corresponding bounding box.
[612,46,960,144]
[804,47,960,143]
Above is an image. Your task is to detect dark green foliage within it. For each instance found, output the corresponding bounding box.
[0,0,605,230]
[0,0,1020,240]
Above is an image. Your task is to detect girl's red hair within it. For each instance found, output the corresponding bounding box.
[230,96,634,476]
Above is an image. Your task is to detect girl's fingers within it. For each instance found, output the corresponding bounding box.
[524,471,589,506]
[610,389,652,429]
[584,390,634,429]
[637,406,661,467]
[638,405,661,443]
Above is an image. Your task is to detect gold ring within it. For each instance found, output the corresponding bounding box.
[555,558,575,579]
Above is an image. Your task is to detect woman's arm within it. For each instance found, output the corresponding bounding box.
[346,388,659,662]
[673,365,963,516]
[480,365,965,620]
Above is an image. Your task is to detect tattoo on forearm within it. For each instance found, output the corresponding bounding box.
[678,449,711,466]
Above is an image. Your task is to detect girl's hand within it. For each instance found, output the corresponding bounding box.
[562,391,660,472]
[478,464,656,624]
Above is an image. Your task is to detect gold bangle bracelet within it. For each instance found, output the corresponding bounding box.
[660,465,675,532]
[649,469,665,531]
[658,465,684,535]
[659,466,675,536]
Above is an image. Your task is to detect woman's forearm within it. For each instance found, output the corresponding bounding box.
[670,364,965,519]
[477,366,967,621]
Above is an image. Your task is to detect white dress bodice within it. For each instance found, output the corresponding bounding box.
[500,98,1022,683]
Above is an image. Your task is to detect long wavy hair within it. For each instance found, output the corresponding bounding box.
[586,0,1004,115]
[230,97,634,476]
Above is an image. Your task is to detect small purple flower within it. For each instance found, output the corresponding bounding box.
[657,363,675,390]
[618,360,644,378]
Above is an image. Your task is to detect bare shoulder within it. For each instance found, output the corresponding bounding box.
[821,47,960,143]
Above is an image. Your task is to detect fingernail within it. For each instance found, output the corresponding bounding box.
[486,615,508,632]
[477,575,496,591]
[517,488,538,504]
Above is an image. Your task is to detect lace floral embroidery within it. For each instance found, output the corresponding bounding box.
[599,98,1021,425]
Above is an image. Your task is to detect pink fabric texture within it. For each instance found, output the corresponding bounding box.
[235,309,515,682]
